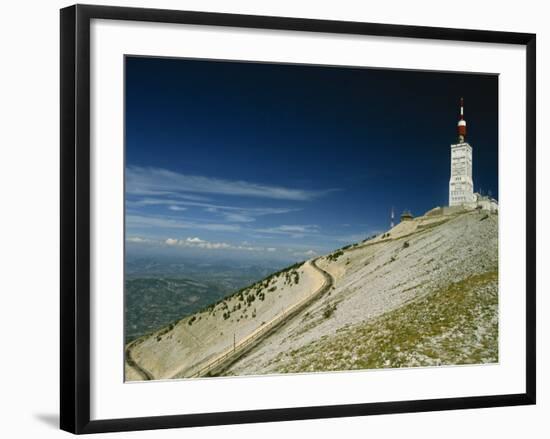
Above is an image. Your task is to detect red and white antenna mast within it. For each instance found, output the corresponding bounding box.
[457,97,467,142]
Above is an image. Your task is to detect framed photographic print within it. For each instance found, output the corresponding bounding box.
[60,4,536,434]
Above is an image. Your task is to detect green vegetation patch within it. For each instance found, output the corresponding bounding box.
[327,250,344,262]
[276,271,498,373]
[322,303,337,319]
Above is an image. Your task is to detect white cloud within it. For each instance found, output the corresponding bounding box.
[127,166,336,201]
[164,236,267,252]
[222,213,256,223]
[278,225,318,233]
[127,197,297,223]
[186,237,204,243]
[255,224,320,238]
[168,205,187,211]
[165,237,231,249]
[126,189,211,201]
[126,214,242,232]
[126,236,151,243]
[127,236,320,257]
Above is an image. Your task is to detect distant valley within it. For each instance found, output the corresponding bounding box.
[125,256,285,343]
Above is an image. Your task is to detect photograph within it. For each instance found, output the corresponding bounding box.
[123,56,499,382]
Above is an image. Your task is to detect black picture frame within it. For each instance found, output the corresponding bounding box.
[60,4,536,434]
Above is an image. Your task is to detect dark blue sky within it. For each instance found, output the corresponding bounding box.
[125,56,498,261]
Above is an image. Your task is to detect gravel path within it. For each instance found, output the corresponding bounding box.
[125,339,154,381]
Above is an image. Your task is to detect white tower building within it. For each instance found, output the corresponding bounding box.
[449,98,476,207]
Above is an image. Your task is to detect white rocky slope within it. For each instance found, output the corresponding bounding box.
[126,207,498,380]
[224,207,498,375]
[126,259,325,380]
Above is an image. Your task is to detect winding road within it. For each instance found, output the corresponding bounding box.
[125,258,334,380]
[188,258,334,378]
[125,339,154,381]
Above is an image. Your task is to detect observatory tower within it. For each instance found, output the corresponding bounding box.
[449,98,475,207]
